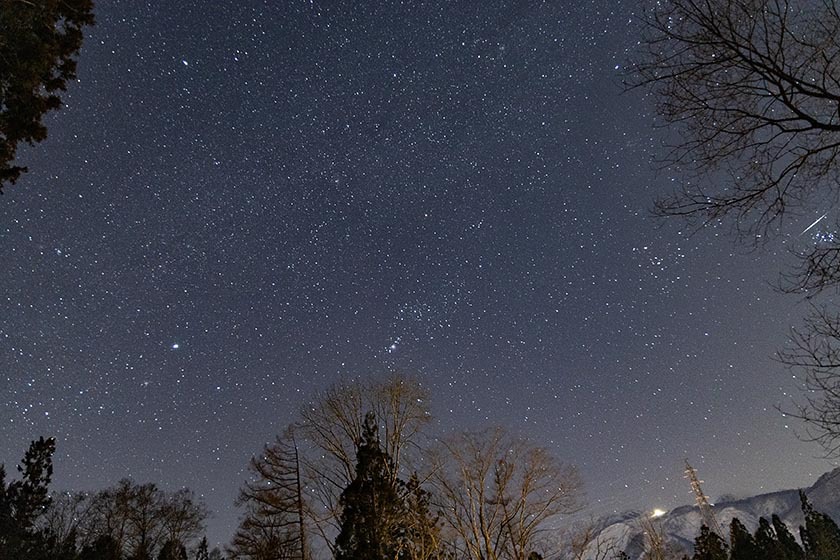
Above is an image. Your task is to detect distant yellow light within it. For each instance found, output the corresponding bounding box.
[651,508,667,518]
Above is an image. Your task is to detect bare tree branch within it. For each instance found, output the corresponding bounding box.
[430,427,583,560]
[627,0,840,238]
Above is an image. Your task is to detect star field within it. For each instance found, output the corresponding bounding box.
[0,0,835,547]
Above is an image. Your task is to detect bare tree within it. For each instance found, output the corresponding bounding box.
[636,515,686,560]
[231,428,310,560]
[160,488,208,548]
[431,427,583,560]
[778,305,840,455]
[233,374,432,558]
[125,482,166,559]
[629,0,840,455]
[87,480,134,554]
[298,374,431,482]
[228,513,300,560]
[558,518,626,560]
[83,479,207,559]
[38,491,97,551]
[295,374,431,554]
[630,0,840,235]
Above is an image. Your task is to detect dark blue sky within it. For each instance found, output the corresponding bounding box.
[0,0,834,547]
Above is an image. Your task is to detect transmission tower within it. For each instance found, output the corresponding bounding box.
[684,459,724,537]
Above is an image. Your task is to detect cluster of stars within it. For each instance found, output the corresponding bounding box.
[0,0,831,547]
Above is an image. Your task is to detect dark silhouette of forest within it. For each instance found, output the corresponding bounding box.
[4,377,840,560]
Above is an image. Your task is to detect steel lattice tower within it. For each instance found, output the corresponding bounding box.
[684,459,724,537]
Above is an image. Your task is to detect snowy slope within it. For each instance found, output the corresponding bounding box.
[574,468,840,560]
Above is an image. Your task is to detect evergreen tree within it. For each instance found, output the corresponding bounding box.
[772,515,804,560]
[158,539,188,560]
[691,525,728,560]
[0,0,95,190]
[0,465,12,552]
[754,517,781,560]
[729,518,760,560]
[79,535,123,560]
[194,537,209,560]
[0,437,57,558]
[10,436,55,528]
[334,412,406,560]
[800,491,840,560]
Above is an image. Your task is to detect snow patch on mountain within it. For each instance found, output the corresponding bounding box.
[571,468,840,560]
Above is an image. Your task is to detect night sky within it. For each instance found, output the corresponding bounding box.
[1,0,836,547]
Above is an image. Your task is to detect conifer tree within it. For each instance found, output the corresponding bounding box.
[729,518,759,560]
[772,515,804,560]
[691,525,728,560]
[0,0,95,191]
[78,535,122,560]
[753,517,781,560]
[194,537,209,560]
[334,412,406,560]
[800,491,840,560]
[10,436,55,528]
[0,437,56,558]
[158,539,188,560]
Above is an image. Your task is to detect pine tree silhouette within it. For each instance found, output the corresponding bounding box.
[692,525,728,560]
[772,515,804,560]
[753,517,782,560]
[335,412,406,560]
[0,437,56,558]
[0,0,95,190]
[729,518,760,560]
[800,491,840,560]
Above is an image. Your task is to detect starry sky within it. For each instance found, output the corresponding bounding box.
[1,0,836,548]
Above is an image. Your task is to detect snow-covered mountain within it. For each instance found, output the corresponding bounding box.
[573,468,840,560]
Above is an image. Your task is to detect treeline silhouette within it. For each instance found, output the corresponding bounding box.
[671,493,840,560]
[0,437,218,560]
[4,378,840,560]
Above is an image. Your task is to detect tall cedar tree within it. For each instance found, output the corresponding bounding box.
[0,437,56,558]
[334,413,405,560]
[800,491,840,560]
[195,537,210,560]
[729,518,759,560]
[772,515,804,560]
[753,517,782,560]
[78,535,122,560]
[0,0,95,191]
[157,539,187,560]
[691,526,728,560]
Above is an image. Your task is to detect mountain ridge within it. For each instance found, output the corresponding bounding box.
[573,467,840,560]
